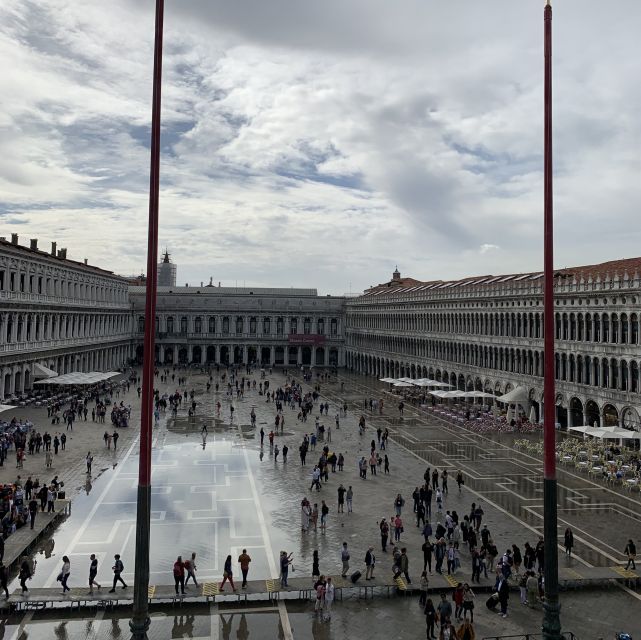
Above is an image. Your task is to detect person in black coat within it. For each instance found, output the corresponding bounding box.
[497,578,510,618]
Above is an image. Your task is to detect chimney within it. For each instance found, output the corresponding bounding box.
[57,248,67,259]
[51,242,57,256]
[200,281,203,287]
[84,258,88,265]
[11,233,18,245]
[30,238,38,250]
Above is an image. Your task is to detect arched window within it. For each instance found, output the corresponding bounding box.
[194,317,202,333]
[180,316,188,334]
[167,316,174,334]
[602,314,609,342]
[621,313,629,344]
[209,317,216,333]
[611,314,619,343]
[138,316,144,333]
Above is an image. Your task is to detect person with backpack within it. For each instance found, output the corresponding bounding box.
[184,552,198,587]
[109,554,127,592]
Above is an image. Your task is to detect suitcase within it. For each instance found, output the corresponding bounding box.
[486,594,499,610]
[57,491,66,500]
[350,571,362,584]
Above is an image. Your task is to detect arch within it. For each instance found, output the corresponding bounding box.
[192,345,202,364]
[569,397,584,427]
[494,381,503,394]
[178,347,188,364]
[302,347,312,366]
[206,346,216,363]
[602,403,618,427]
[315,347,325,366]
[585,400,600,427]
[622,407,640,431]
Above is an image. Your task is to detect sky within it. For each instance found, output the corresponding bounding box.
[2,1,641,295]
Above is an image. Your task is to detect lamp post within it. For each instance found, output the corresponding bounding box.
[542,2,562,639]
[130,1,164,638]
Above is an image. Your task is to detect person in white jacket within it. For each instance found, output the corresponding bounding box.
[324,577,335,621]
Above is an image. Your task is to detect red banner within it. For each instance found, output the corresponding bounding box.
[288,334,326,346]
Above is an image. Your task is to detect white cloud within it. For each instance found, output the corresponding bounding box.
[1,1,641,293]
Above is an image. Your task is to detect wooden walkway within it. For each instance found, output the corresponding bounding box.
[3,501,71,571]
[4,564,639,611]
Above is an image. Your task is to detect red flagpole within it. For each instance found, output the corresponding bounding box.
[130,1,164,637]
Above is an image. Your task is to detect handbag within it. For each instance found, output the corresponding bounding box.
[56,572,63,582]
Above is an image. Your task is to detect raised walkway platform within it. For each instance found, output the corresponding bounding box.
[5,564,639,611]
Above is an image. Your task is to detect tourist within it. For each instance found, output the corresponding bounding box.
[0,562,7,598]
[380,518,389,552]
[184,552,198,587]
[384,454,390,474]
[456,470,464,493]
[59,555,71,593]
[173,556,185,595]
[340,542,350,577]
[424,597,437,640]
[19,558,31,595]
[394,515,403,542]
[457,620,475,640]
[437,592,453,630]
[497,574,510,617]
[365,546,375,580]
[394,493,405,516]
[422,538,433,573]
[337,484,346,513]
[219,554,237,592]
[625,539,637,570]
[314,576,325,616]
[109,554,127,592]
[86,452,93,475]
[564,528,574,557]
[346,486,353,513]
[462,583,475,621]
[238,549,251,588]
[312,549,320,580]
[324,576,335,621]
[88,554,101,594]
[399,547,412,583]
[320,500,329,532]
[47,485,55,512]
[280,551,293,587]
[28,498,38,530]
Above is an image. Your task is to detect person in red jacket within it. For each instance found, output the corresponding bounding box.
[173,556,185,595]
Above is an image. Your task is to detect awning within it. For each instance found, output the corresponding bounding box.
[34,371,121,386]
[496,386,529,404]
[33,363,58,379]
[393,381,415,387]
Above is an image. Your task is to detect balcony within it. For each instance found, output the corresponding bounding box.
[0,290,129,309]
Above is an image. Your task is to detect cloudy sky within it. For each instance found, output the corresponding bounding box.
[2,1,641,294]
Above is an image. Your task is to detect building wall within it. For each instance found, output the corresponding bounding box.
[0,239,133,399]
[130,286,345,368]
[345,269,641,431]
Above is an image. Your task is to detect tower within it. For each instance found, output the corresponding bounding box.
[158,249,176,287]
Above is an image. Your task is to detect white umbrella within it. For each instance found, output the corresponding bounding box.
[393,381,414,387]
[0,405,15,413]
[379,378,396,383]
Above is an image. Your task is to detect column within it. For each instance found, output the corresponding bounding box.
[270,346,275,366]
[215,345,220,364]
[188,345,193,363]
[173,345,178,363]
[297,347,302,366]
[159,345,165,363]
[10,313,18,343]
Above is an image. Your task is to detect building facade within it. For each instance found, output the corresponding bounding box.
[130,285,345,368]
[345,262,641,431]
[0,235,133,399]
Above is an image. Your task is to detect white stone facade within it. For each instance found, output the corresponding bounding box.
[345,265,641,431]
[0,236,133,399]
[130,286,345,368]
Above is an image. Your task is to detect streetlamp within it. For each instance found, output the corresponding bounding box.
[130,1,164,638]
[542,2,562,639]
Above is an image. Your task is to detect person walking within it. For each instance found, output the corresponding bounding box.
[86,452,93,475]
[312,550,320,581]
[422,539,433,573]
[88,554,101,594]
[238,549,251,588]
[19,559,31,595]
[456,470,464,494]
[346,486,353,513]
[173,556,186,595]
[184,552,198,587]
[462,583,475,622]
[419,570,429,606]
[320,500,329,532]
[0,562,8,598]
[380,518,389,552]
[625,539,637,570]
[324,576,335,621]
[109,554,127,592]
[28,498,38,530]
[220,554,237,592]
[365,547,375,580]
[394,515,403,543]
[399,548,412,583]
[59,556,71,593]
[564,528,574,557]
[337,484,346,513]
[424,597,437,640]
[394,493,405,516]
[340,542,350,578]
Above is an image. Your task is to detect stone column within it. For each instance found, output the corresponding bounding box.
[297,347,302,366]
[270,346,275,366]
[173,345,178,364]
[188,345,193,363]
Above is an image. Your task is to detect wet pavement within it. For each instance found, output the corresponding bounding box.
[2,369,641,638]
